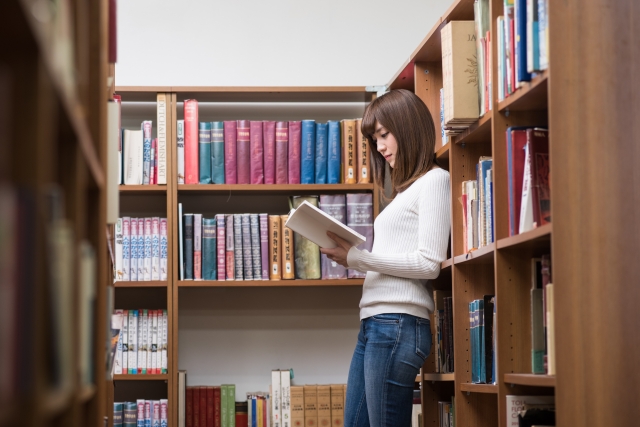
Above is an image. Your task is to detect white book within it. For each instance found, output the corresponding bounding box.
[177,120,185,184]
[161,399,168,427]
[505,395,554,427]
[144,218,152,281]
[280,370,291,427]
[146,309,153,373]
[152,217,160,280]
[152,400,161,427]
[139,309,147,374]
[151,310,158,374]
[519,142,535,233]
[124,129,144,185]
[129,218,137,281]
[122,218,130,282]
[160,218,168,280]
[112,310,124,375]
[161,310,168,373]
[121,309,128,372]
[178,204,184,280]
[128,310,138,374]
[271,370,282,427]
[106,101,120,223]
[285,200,365,249]
[156,94,167,184]
[115,218,123,282]
[137,219,145,280]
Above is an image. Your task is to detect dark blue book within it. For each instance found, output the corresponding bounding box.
[202,217,217,280]
[327,121,341,183]
[199,122,212,183]
[515,0,532,82]
[114,402,124,427]
[301,120,316,183]
[124,401,137,427]
[241,214,253,280]
[183,214,194,280]
[211,121,225,184]
[315,122,328,184]
[479,298,485,383]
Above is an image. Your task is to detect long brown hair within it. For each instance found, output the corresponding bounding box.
[361,89,436,198]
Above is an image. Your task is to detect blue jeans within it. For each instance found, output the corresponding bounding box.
[344,313,431,427]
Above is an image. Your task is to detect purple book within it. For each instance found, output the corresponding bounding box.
[288,121,301,184]
[216,214,226,281]
[249,121,264,184]
[250,214,262,279]
[263,121,276,184]
[224,121,237,184]
[319,195,347,279]
[275,122,288,184]
[346,193,374,279]
[241,213,253,280]
[236,120,251,184]
[259,213,269,280]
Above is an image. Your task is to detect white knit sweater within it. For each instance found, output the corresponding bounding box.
[347,168,451,320]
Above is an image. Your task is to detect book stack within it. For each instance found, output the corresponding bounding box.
[112,309,168,375]
[468,296,496,384]
[184,384,237,427]
[461,157,494,253]
[114,399,169,427]
[177,103,371,185]
[114,217,168,282]
[433,291,454,374]
[530,254,554,375]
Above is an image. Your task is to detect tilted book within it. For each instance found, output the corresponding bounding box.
[156,93,167,184]
[318,195,347,279]
[356,118,370,183]
[177,120,185,184]
[268,215,282,280]
[216,214,226,281]
[250,121,265,184]
[291,197,321,279]
[288,121,301,184]
[234,214,244,280]
[280,215,295,279]
[236,120,251,184]
[202,217,217,280]
[184,100,199,184]
[151,217,160,281]
[224,121,238,184]
[199,122,212,184]
[259,214,269,280]
[342,120,356,184]
[211,122,225,184]
[346,193,373,279]
[301,120,316,184]
[241,214,254,280]
[226,214,235,280]
[327,121,341,184]
[315,122,328,184]
[142,120,153,185]
[250,214,262,280]
[275,122,289,184]
[194,214,203,280]
[183,214,194,280]
[263,121,276,184]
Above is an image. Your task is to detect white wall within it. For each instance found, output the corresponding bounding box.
[116,0,454,87]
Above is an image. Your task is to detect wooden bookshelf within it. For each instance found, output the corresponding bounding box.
[453,243,495,265]
[424,373,455,382]
[177,279,364,287]
[496,223,552,250]
[114,281,169,288]
[119,185,168,193]
[177,183,374,193]
[113,375,170,381]
[503,374,555,388]
[497,71,548,112]
[452,111,493,145]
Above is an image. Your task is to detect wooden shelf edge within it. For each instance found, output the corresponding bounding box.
[114,281,168,288]
[178,184,374,192]
[453,243,495,265]
[116,86,369,93]
[496,223,552,250]
[113,374,169,381]
[504,373,556,388]
[441,258,453,269]
[498,70,549,112]
[119,185,168,193]
[436,143,450,160]
[459,383,498,394]
[423,373,455,382]
[178,279,364,287]
[452,111,493,145]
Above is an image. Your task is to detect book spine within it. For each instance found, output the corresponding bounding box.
[226,215,235,280]
[199,122,212,184]
[151,138,156,184]
[327,121,341,184]
[271,371,282,427]
[151,217,160,280]
[316,386,331,427]
[113,310,124,374]
[279,215,295,279]
[137,218,144,280]
[216,214,226,281]
[144,400,151,427]
[184,214,194,280]
[259,214,269,280]
[234,215,244,280]
[300,120,316,184]
[160,399,168,427]
[137,400,145,427]
[211,122,225,184]
[147,310,154,374]
[342,120,356,184]
[287,121,301,184]
[123,130,141,184]
[291,196,321,279]
[184,100,199,184]
[122,217,130,281]
[187,388,193,427]
[319,195,347,279]
[241,214,253,280]
[289,387,304,427]
[529,128,550,226]
[179,204,184,280]
[202,217,217,280]
[156,94,167,184]
[356,118,370,183]
[315,122,328,184]
[124,401,137,427]
[303,386,318,427]
[236,120,251,184]
[121,310,128,372]
[346,193,373,278]
[177,120,185,184]
[194,214,203,280]
[142,120,152,185]
[207,387,214,427]
[129,218,138,281]
[199,387,207,427]
[194,388,200,427]
[160,218,168,281]
[224,121,238,184]
[221,386,228,427]
[280,372,290,427]
[515,0,532,82]
[250,121,265,184]
[114,402,124,427]
[228,385,236,427]
[151,310,158,374]
[250,214,262,280]
[268,215,282,280]
[275,122,288,184]
[128,310,137,374]
[161,310,168,373]
[262,121,276,184]
[115,218,123,281]
[144,218,152,280]
[142,310,149,374]
[214,387,221,427]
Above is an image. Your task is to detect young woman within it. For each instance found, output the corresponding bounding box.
[321,89,451,427]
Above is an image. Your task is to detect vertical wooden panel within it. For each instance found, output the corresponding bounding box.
[414,62,444,150]
[170,93,180,427]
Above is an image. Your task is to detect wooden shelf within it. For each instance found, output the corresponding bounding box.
[459,383,498,394]
[452,111,493,145]
[114,374,169,381]
[120,185,168,194]
[178,279,364,287]
[497,223,552,250]
[498,71,548,112]
[424,373,455,382]
[453,243,495,265]
[441,258,453,270]
[504,374,556,388]
[178,184,374,194]
[115,281,169,288]
[436,143,450,161]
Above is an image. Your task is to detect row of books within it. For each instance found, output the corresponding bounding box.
[461,157,494,253]
[111,309,169,375]
[178,102,370,186]
[184,385,240,427]
[505,395,555,427]
[530,255,555,375]
[114,217,169,282]
[433,291,454,373]
[177,194,373,282]
[438,398,454,427]
[113,399,169,427]
[497,0,549,102]
[469,296,496,384]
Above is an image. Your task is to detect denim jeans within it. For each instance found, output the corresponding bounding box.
[344,313,431,427]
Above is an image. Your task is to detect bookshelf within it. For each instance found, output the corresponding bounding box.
[0,0,109,426]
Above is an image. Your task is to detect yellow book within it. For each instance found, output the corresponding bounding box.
[342,120,356,184]
[257,397,264,427]
[356,118,370,183]
[330,385,344,427]
[280,215,295,279]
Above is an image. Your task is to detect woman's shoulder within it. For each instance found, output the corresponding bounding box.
[415,167,450,186]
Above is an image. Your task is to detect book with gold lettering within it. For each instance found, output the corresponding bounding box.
[280,215,295,279]
[341,120,356,184]
[269,215,282,280]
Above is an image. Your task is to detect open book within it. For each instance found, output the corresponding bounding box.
[285,200,366,249]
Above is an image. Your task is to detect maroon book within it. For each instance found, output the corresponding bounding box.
[263,121,276,184]
[224,121,237,184]
[275,122,289,184]
[200,386,207,427]
[236,120,251,184]
[207,386,215,427]
[214,386,221,427]
[250,121,265,184]
[108,0,117,62]
[193,387,201,427]
[184,100,199,184]
[288,121,301,184]
[509,129,528,235]
[186,387,194,427]
[527,128,550,226]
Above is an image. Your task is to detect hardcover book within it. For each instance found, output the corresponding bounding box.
[291,196,321,280]
[301,120,316,184]
[250,214,262,280]
[151,217,160,280]
[280,215,295,279]
[250,121,265,184]
[275,122,289,184]
[241,214,253,280]
[290,386,304,427]
[237,120,251,184]
[122,217,130,281]
[342,120,356,184]
[263,121,276,184]
[211,122,225,184]
[303,385,318,427]
[259,214,269,280]
[315,122,328,184]
[330,385,344,427]
[124,129,143,185]
[184,100,199,184]
[184,214,194,280]
[506,127,529,235]
[142,120,152,185]
[194,214,202,280]
[199,122,212,184]
[202,217,217,280]
[346,193,374,278]
[269,215,282,280]
[177,120,185,184]
[327,121,341,184]
[144,218,152,281]
[160,218,168,281]
[528,128,550,226]
[288,121,301,184]
[234,214,244,280]
[356,118,370,183]
[317,386,331,427]
[156,94,167,184]
[226,214,235,280]
[318,195,348,279]
[216,214,226,281]
[224,121,238,184]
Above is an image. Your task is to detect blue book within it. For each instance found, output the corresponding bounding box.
[301,120,316,184]
[515,0,532,82]
[315,122,328,184]
[183,214,194,280]
[251,396,257,427]
[199,122,212,183]
[211,122,225,183]
[202,218,217,280]
[469,301,476,383]
[538,0,548,70]
[114,402,124,427]
[327,121,341,183]
[142,121,152,185]
[478,298,486,383]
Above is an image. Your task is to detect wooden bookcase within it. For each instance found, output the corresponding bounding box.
[0,0,110,426]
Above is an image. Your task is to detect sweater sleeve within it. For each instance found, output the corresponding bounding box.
[347,170,451,279]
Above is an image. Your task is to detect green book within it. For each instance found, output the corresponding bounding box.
[211,121,225,184]
[291,196,321,279]
[228,384,236,427]
[221,385,228,427]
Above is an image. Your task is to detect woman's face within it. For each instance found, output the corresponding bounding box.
[373,121,398,168]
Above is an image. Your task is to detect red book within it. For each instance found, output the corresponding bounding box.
[214,386,221,427]
[508,129,528,236]
[236,120,251,184]
[288,121,301,184]
[184,100,199,184]
[200,386,207,427]
[236,412,248,427]
[527,128,550,226]
[263,121,276,184]
[207,386,215,427]
[275,122,288,184]
[224,121,237,184]
[108,0,117,62]
[193,387,201,427]
[249,121,264,184]
[186,387,194,427]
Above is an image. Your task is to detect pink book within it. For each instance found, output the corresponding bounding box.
[275,121,288,184]
[288,121,301,184]
[184,100,199,184]
[216,214,226,281]
[236,120,251,184]
[249,121,264,184]
[129,218,138,281]
[224,121,237,184]
[263,121,276,184]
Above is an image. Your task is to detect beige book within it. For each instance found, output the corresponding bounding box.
[280,215,295,279]
[304,385,318,427]
[342,120,357,184]
[441,21,479,125]
[291,386,305,427]
[342,384,347,416]
[269,215,282,280]
[317,385,331,427]
[156,93,167,184]
[546,283,556,375]
[330,385,344,427]
[356,118,371,183]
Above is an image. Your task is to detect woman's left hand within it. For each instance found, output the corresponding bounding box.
[320,231,353,268]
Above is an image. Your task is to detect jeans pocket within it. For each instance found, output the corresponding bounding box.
[370,313,401,324]
[415,317,432,360]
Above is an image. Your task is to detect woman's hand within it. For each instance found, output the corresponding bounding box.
[319,231,353,268]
